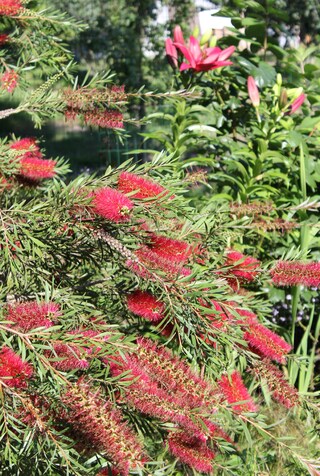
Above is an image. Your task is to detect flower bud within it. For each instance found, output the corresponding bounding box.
[247,76,260,108]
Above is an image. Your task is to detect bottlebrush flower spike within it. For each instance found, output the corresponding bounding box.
[61,381,145,476]
[135,338,216,409]
[46,343,89,371]
[218,370,257,413]
[118,171,168,200]
[170,26,235,73]
[0,0,22,16]
[126,290,166,322]
[230,201,274,217]
[147,234,193,264]
[10,137,40,151]
[167,431,215,473]
[224,250,260,281]
[244,320,291,363]
[0,34,9,45]
[0,347,33,388]
[110,356,210,441]
[126,246,191,280]
[6,301,61,332]
[289,93,306,114]
[19,156,57,180]
[270,260,320,287]
[92,187,134,223]
[247,76,260,107]
[252,359,299,408]
[1,69,18,92]
[84,109,124,129]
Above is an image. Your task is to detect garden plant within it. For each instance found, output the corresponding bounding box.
[0,1,319,476]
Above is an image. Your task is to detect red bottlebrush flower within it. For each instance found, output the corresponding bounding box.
[170,26,235,73]
[92,187,134,223]
[219,370,257,413]
[289,93,306,114]
[0,175,13,191]
[19,156,57,180]
[247,76,260,107]
[10,137,40,152]
[0,34,9,45]
[244,321,291,364]
[148,234,193,264]
[84,109,124,129]
[97,468,120,476]
[46,343,89,371]
[0,0,22,16]
[61,382,145,475]
[6,301,61,332]
[224,250,260,281]
[135,338,216,410]
[126,290,165,322]
[1,69,18,92]
[126,246,191,280]
[118,171,168,201]
[252,359,299,409]
[0,347,33,388]
[167,431,215,473]
[271,260,320,288]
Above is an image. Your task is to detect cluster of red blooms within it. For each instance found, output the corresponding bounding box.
[202,299,292,364]
[1,69,18,92]
[0,33,9,45]
[92,187,134,223]
[64,85,126,129]
[91,171,170,223]
[0,0,21,16]
[219,249,260,291]
[168,431,216,473]
[0,346,33,388]
[107,338,260,472]
[10,137,57,180]
[118,171,168,201]
[271,260,320,287]
[126,242,191,280]
[108,339,224,470]
[127,290,166,322]
[251,359,299,408]
[218,371,257,413]
[166,25,235,73]
[5,301,61,332]
[61,381,145,476]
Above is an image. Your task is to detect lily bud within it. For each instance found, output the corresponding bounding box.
[247,76,260,108]
[200,29,212,46]
[165,38,178,68]
[289,93,306,114]
[173,25,185,45]
[279,88,288,108]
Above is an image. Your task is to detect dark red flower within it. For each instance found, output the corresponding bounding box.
[127,290,165,322]
[0,347,33,388]
[92,187,134,223]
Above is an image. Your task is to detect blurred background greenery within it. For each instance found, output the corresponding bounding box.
[1,0,319,171]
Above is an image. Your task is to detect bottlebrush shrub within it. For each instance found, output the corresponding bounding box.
[0,6,319,476]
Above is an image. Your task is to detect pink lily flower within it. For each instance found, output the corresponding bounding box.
[247,76,260,107]
[289,93,306,114]
[174,35,235,73]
